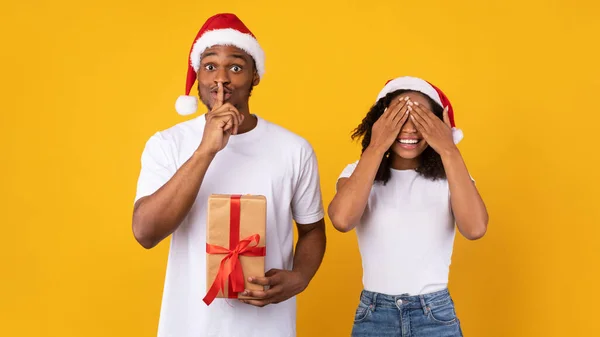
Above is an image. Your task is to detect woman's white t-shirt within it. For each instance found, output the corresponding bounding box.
[338,161,461,296]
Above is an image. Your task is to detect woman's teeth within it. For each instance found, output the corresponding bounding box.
[398,139,419,144]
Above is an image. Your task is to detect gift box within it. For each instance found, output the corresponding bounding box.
[203,194,266,305]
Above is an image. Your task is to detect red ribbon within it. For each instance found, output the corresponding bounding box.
[203,195,266,306]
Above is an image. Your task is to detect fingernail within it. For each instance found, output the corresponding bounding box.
[414,102,419,105]
[408,101,413,106]
[405,97,410,101]
[248,277,253,282]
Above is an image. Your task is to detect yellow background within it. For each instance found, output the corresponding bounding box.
[1,0,599,336]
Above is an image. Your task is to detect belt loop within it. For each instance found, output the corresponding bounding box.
[419,295,428,315]
[372,292,378,309]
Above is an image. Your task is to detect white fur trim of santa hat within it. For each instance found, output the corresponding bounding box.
[377,76,442,107]
[190,28,265,78]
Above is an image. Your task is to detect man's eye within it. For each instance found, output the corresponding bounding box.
[231,65,242,72]
[204,64,215,71]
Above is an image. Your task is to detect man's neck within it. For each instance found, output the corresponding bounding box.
[236,111,258,134]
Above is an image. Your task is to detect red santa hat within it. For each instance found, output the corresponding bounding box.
[175,13,265,115]
[376,76,464,144]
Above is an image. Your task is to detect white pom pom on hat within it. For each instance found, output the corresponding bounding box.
[175,95,198,116]
[175,13,265,116]
[376,76,464,144]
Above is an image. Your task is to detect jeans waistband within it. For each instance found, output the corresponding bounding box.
[359,288,453,310]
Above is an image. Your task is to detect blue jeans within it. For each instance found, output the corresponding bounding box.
[351,289,464,337]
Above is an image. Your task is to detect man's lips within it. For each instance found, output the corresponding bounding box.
[210,91,232,100]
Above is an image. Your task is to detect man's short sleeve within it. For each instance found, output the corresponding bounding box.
[134,132,177,204]
[291,148,324,225]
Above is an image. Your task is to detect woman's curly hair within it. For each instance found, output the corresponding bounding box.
[351,89,447,184]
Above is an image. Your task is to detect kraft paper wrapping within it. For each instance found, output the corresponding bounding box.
[206,194,266,300]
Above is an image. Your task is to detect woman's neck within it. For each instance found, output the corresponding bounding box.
[390,153,420,170]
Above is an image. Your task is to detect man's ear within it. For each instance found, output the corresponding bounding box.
[252,70,260,86]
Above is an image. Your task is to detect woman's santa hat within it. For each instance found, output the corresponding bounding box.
[175,13,265,115]
[376,76,464,144]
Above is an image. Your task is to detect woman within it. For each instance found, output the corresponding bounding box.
[328,76,488,336]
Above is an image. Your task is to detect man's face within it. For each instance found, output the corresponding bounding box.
[197,45,260,111]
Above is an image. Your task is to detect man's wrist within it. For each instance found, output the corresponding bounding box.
[193,147,217,160]
[291,269,310,291]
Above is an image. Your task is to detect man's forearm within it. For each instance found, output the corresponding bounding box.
[132,150,215,248]
[292,220,326,288]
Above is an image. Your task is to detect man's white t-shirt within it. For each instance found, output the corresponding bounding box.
[135,115,324,337]
[338,161,462,296]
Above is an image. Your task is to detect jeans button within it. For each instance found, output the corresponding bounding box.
[396,299,403,305]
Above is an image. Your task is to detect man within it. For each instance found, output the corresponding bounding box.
[132,13,326,337]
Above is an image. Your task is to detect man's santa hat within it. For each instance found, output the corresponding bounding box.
[175,13,265,115]
[376,76,464,144]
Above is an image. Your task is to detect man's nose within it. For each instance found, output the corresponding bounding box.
[213,67,230,85]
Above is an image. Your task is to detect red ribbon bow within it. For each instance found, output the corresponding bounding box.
[202,234,265,305]
[202,195,266,306]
